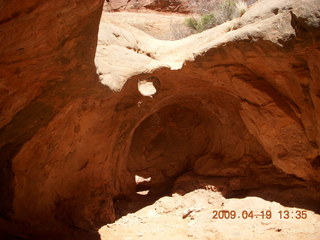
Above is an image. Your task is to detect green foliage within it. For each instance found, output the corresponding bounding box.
[185,17,199,31]
[185,13,217,32]
[184,0,248,33]
[201,13,217,30]
[220,0,237,20]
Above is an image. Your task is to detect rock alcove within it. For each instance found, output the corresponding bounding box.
[128,103,213,190]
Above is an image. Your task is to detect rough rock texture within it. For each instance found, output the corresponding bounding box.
[0,0,107,233]
[96,0,320,185]
[1,0,320,238]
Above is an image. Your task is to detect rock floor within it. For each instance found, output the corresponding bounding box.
[100,187,320,240]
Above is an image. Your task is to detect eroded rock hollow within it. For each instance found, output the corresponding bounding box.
[1,0,320,238]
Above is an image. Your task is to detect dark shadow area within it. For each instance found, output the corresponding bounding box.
[117,100,320,223]
[227,185,320,214]
[127,103,214,186]
[113,179,175,220]
[0,218,101,240]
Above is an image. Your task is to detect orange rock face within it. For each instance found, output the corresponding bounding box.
[0,0,106,231]
[1,0,320,238]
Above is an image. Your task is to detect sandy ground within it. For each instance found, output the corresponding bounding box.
[101,11,193,40]
[99,184,320,240]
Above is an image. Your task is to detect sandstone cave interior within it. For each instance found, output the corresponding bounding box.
[113,91,320,219]
[1,0,320,239]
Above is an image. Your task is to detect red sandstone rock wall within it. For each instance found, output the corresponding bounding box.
[0,0,106,229]
[0,0,320,236]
